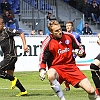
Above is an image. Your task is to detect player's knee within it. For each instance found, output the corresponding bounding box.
[47,69,57,81]
[90,63,99,70]
[0,70,6,79]
[47,74,55,81]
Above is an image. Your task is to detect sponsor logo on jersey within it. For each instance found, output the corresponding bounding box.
[58,47,69,55]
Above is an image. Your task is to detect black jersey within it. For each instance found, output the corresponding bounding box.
[0,27,21,57]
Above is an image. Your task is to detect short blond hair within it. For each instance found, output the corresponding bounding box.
[48,20,60,32]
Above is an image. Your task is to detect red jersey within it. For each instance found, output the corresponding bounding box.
[39,32,86,70]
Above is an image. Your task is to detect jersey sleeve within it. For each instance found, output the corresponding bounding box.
[39,36,51,71]
[69,34,86,58]
[77,34,81,43]
[6,28,21,36]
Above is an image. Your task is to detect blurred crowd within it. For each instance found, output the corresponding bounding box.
[68,0,100,23]
[0,0,98,36]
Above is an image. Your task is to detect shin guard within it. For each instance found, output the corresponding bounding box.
[90,64,100,92]
[90,64,100,95]
[50,79,65,100]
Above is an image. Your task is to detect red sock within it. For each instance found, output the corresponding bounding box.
[64,81,70,88]
[96,88,100,96]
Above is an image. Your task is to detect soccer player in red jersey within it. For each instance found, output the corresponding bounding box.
[39,20,96,100]
[64,20,82,91]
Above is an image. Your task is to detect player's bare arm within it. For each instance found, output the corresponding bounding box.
[97,33,100,45]
[20,32,28,52]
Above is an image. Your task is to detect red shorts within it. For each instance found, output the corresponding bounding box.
[50,64,86,88]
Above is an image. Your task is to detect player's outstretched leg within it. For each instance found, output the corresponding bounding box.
[0,70,27,96]
[51,79,66,100]
[11,77,28,97]
[90,63,100,99]
[11,77,17,89]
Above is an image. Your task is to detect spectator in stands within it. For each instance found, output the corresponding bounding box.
[82,22,93,35]
[46,12,52,24]
[45,12,52,35]
[97,4,100,23]
[38,30,43,35]
[0,0,15,18]
[92,0,99,5]
[31,30,36,35]
[2,11,19,30]
[82,0,91,21]
[75,0,84,12]
[90,1,99,22]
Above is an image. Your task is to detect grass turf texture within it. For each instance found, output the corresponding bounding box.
[0,70,95,100]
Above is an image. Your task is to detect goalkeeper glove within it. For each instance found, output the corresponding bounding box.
[39,69,46,81]
[72,49,83,57]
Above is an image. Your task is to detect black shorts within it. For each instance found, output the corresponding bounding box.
[0,55,17,71]
[95,53,100,61]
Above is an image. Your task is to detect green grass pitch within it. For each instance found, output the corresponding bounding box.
[0,70,95,100]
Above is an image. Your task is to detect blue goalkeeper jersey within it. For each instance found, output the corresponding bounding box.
[72,32,81,43]
[72,32,81,58]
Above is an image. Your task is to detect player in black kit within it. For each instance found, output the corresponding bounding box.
[0,16,28,96]
[90,33,100,100]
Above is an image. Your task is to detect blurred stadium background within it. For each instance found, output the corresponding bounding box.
[0,0,99,35]
[0,1,99,99]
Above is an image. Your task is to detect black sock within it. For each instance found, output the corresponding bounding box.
[0,71,14,81]
[16,79,26,92]
[90,64,100,95]
[5,74,14,81]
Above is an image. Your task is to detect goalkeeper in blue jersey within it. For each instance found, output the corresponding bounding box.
[64,21,83,91]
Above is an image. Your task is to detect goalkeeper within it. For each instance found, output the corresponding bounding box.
[39,20,97,100]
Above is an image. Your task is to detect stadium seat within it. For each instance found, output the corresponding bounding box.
[31,0,38,8]
[92,32,97,35]
[18,29,23,32]
[11,8,16,13]
[64,0,70,3]
[24,33,29,36]
[12,3,18,9]
[97,0,100,4]
[40,3,53,10]
[9,24,16,29]
[14,0,19,5]
[6,0,13,4]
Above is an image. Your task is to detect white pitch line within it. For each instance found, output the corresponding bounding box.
[0,87,52,90]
